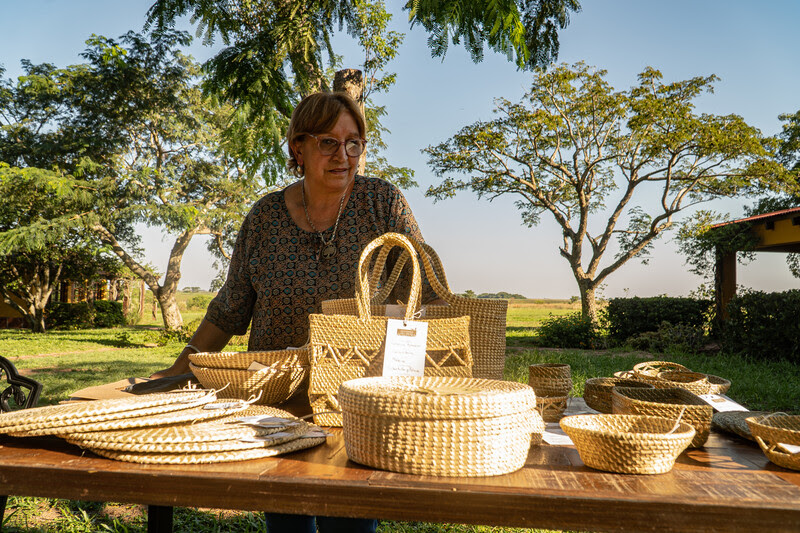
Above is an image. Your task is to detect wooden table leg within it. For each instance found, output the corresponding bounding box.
[147,505,173,533]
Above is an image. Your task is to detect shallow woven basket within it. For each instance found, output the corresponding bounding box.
[339,376,541,477]
[746,414,800,471]
[528,364,572,397]
[583,378,654,414]
[611,387,713,448]
[560,414,695,474]
[656,371,731,396]
[536,395,568,422]
[633,361,690,378]
[189,362,308,406]
[188,347,310,370]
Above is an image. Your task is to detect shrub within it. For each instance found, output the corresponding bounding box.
[537,312,602,349]
[47,302,96,329]
[93,300,125,328]
[627,321,707,354]
[721,290,800,362]
[186,294,214,311]
[606,296,712,343]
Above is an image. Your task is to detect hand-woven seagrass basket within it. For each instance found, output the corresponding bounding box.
[611,387,713,448]
[188,348,309,405]
[528,364,572,397]
[583,377,654,414]
[657,371,731,395]
[746,414,800,471]
[339,376,542,477]
[560,414,695,474]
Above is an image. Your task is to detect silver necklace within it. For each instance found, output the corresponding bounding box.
[301,181,348,261]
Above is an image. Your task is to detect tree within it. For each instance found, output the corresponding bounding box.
[0,165,118,332]
[424,63,794,322]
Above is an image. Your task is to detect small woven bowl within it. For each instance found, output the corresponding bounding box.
[189,363,308,405]
[536,395,568,422]
[611,387,713,448]
[529,364,572,397]
[746,414,800,471]
[657,371,718,395]
[188,348,309,370]
[583,378,654,414]
[633,361,690,378]
[560,414,695,475]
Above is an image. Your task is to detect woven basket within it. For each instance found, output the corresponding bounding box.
[528,364,572,397]
[560,414,695,474]
[633,361,690,378]
[583,378,654,414]
[339,376,541,477]
[309,233,473,426]
[189,362,308,406]
[656,371,731,396]
[322,236,507,381]
[536,395,568,422]
[746,414,800,471]
[188,347,309,370]
[611,387,713,448]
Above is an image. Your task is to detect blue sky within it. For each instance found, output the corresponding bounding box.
[2,0,799,298]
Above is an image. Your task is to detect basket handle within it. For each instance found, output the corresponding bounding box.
[356,233,422,321]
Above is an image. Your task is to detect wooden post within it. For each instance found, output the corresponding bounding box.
[334,69,366,175]
[715,250,737,322]
[138,280,146,318]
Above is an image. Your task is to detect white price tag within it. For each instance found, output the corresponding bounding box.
[382,319,428,377]
[698,394,748,412]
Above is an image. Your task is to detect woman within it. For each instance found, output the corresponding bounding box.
[152,91,432,533]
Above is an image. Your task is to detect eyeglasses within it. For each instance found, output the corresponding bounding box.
[306,134,367,157]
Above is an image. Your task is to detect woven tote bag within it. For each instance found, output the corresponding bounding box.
[308,233,473,426]
[322,234,507,380]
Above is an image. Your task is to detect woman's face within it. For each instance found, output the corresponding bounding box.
[293,111,361,193]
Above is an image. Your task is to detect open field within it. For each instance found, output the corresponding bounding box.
[2,297,798,532]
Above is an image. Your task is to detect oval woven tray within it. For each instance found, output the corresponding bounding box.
[189,362,308,405]
[611,387,713,448]
[188,347,310,370]
[560,414,695,474]
[633,361,690,377]
[583,377,654,414]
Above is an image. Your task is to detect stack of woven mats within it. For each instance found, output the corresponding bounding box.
[0,389,327,464]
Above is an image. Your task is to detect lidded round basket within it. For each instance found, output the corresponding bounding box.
[560,414,695,474]
[583,377,655,414]
[339,376,542,477]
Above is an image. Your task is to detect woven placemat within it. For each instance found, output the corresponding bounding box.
[0,391,215,434]
[712,411,769,441]
[84,431,327,464]
[64,405,301,444]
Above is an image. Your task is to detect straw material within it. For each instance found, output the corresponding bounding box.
[712,411,769,441]
[528,364,572,397]
[746,414,800,471]
[189,362,308,406]
[633,361,690,378]
[611,387,713,448]
[560,414,695,474]
[65,405,296,444]
[85,432,326,464]
[0,391,213,435]
[309,233,473,426]
[656,371,731,396]
[536,395,568,422]
[583,378,654,414]
[339,376,541,477]
[322,236,507,381]
[188,347,309,370]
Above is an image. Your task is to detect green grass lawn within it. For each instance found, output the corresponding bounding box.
[2,298,797,532]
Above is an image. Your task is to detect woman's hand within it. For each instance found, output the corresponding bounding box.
[149,319,234,379]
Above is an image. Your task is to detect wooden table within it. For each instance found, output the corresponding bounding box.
[1,418,799,533]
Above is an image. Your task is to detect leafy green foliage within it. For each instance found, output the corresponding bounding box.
[536,311,602,349]
[626,321,707,355]
[46,301,125,330]
[605,296,712,343]
[721,290,800,362]
[425,62,794,322]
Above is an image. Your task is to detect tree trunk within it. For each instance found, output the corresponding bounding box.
[578,281,599,325]
[334,69,366,175]
[122,280,131,315]
[138,280,145,318]
[156,286,183,331]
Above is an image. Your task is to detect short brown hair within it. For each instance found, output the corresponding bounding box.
[286,92,367,176]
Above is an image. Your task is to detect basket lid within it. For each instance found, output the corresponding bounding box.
[338,376,536,419]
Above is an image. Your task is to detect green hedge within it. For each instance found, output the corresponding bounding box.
[721,290,800,362]
[47,301,125,329]
[606,296,712,343]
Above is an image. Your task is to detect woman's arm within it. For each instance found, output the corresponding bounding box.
[149,319,234,378]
